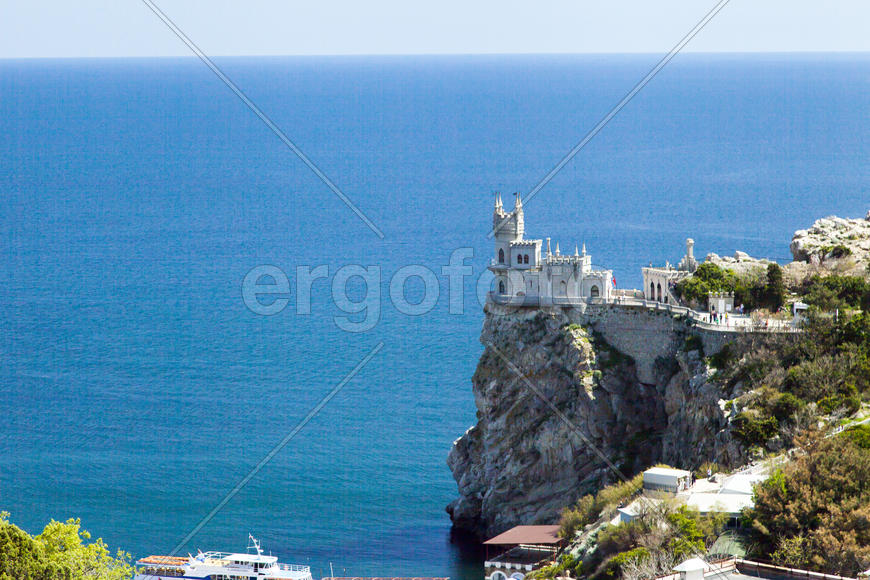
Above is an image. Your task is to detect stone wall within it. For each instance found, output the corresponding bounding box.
[581,304,690,384]
[485,303,741,385]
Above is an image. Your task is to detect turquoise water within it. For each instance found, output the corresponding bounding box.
[1,54,868,579]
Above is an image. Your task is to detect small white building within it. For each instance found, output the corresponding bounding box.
[708,291,734,315]
[489,194,613,304]
[673,558,712,580]
[610,496,663,526]
[643,467,692,494]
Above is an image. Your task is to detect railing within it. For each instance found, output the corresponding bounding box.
[734,559,857,580]
[651,558,860,580]
[487,293,800,334]
[279,564,311,572]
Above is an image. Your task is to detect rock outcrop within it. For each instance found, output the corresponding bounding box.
[446,304,744,540]
[703,211,870,283]
[790,214,870,272]
[706,251,773,277]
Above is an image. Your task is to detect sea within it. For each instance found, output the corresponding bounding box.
[1,53,868,580]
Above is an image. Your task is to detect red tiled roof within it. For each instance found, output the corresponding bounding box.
[483,525,562,545]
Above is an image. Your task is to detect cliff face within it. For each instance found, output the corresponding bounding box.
[446,304,744,539]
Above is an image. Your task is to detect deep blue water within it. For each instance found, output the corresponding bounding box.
[0,54,868,579]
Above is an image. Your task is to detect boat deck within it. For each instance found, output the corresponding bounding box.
[136,555,188,566]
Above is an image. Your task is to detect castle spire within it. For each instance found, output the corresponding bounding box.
[582,242,587,255]
[574,245,579,256]
[514,192,523,210]
[546,237,551,257]
[555,242,560,256]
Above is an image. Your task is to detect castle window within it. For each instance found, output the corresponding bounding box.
[523,254,529,264]
[498,248,504,264]
[516,254,522,264]
[590,285,600,298]
[498,280,506,294]
[650,282,655,299]
[657,282,662,302]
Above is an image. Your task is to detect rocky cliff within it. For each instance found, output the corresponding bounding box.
[707,211,870,282]
[790,213,870,270]
[446,303,745,539]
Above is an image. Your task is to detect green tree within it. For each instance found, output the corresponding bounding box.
[747,434,870,575]
[0,513,131,580]
[765,263,786,311]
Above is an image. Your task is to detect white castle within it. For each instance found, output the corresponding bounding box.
[488,193,614,304]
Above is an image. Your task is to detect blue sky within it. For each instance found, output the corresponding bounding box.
[2,0,869,58]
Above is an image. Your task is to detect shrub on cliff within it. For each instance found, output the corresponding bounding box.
[732,412,779,447]
[801,274,870,312]
[558,474,644,539]
[0,512,131,580]
[845,424,870,449]
[527,553,581,580]
[746,432,870,575]
[582,505,725,580]
[712,309,870,449]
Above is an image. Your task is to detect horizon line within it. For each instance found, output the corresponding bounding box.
[3,49,870,61]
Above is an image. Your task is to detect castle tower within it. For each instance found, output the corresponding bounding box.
[492,193,524,241]
[492,192,525,267]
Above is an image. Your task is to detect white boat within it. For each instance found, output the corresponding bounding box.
[134,535,314,580]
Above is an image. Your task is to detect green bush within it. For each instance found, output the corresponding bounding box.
[558,474,644,538]
[683,335,704,353]
[802,274,870,311]
[747,433,870,575]
[817,393,860,415]
[844,424,870,449]
[733,412,779,446]
[822,244,853,259]
[603,547,650,577]
[528,553,580,580]
[709,343,735,369]
[559,501,592,540]
[770,392,804,421]
[694,461,720,479]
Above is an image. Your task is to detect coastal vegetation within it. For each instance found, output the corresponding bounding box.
[558,474,644,540]
[547,264,870,577]
[674,262,786,313]
[454,212,870,578]
[745,428,870,576]
[712,307,870,449]
[549,498,726,580]
[799,273,870,312]
[0,512,131,580]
